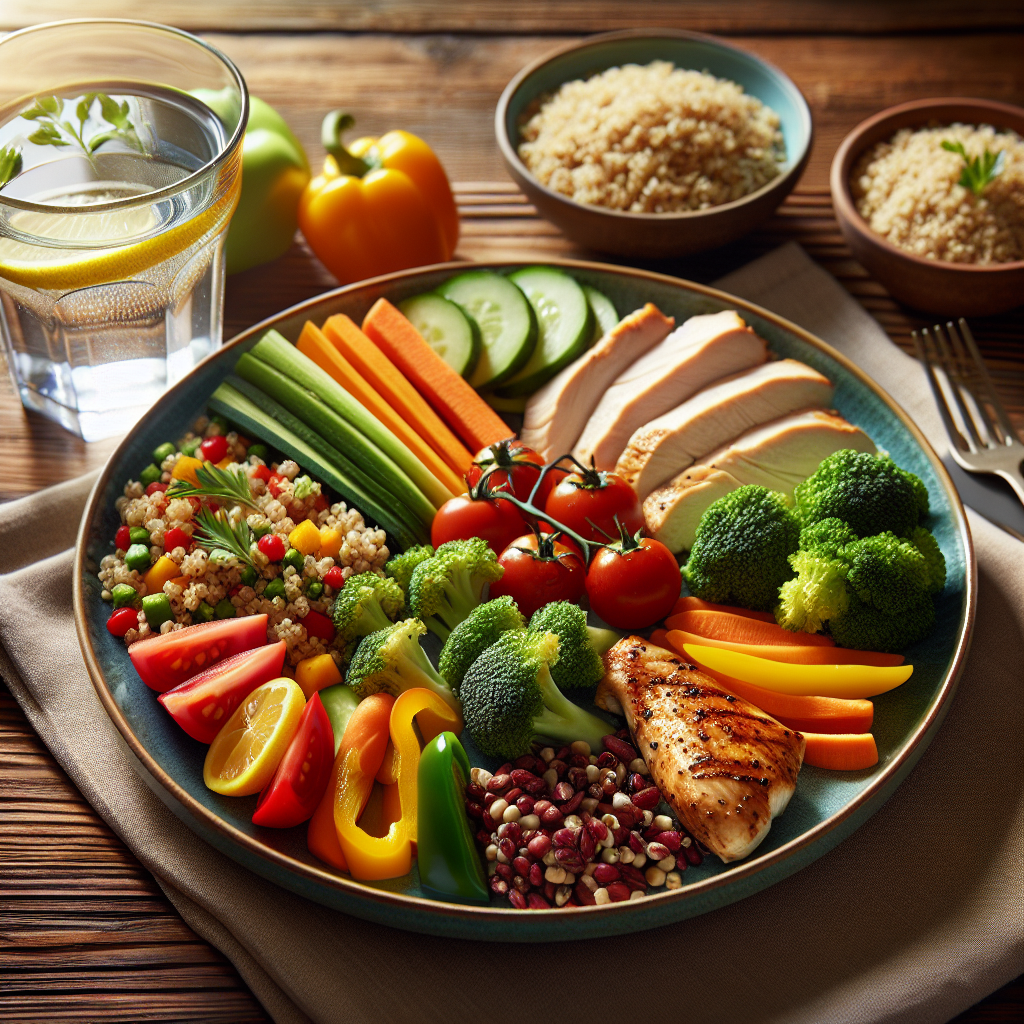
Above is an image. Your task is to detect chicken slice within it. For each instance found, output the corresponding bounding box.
[596,637,804,862]
[574,311,768,470]
[520,304,675,461]
[644,409,876,552]
[615,359,834,498]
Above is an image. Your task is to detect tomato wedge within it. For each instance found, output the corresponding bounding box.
[129,614,268,693]
[157,641,287,743]
[252,692,334,829]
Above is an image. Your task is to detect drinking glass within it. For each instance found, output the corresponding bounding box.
[0,20,248,440]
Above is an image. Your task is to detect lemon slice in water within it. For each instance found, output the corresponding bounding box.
[0,184,236,292]
[204,678,306,797]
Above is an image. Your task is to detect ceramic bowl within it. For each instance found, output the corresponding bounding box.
[495,30,813,258]
[75,260,974,942]
[830,97,1024,316]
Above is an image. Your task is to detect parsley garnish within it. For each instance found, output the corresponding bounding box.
[0,145,22,187]
[21,93,145,171]
[192,506,257,571]
[941,139,1006,197]
[168,462,256,509]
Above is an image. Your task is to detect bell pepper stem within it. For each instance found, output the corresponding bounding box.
[322,110,374,177]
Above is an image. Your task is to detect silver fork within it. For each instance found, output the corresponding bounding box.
[912,318,1024,507]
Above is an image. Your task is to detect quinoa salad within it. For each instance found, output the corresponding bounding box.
[517,60,785,214]
[99,414,388,666]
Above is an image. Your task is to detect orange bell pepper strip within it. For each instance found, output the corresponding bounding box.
[307,692,393,872]
[298,111,458,286]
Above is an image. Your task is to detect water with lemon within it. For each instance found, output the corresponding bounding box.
[0,85,239,439]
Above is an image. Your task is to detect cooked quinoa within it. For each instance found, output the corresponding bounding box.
[517,60,785,214]
[99,416,389,668]
[850,122,1024,264]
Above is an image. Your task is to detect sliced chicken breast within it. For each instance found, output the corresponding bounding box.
[644,410,876,552]
[574,311,768,470]
[596,636,804,862]
[615,359,834,498]
[520,303,675,461]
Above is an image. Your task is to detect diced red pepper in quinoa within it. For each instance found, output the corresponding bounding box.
[145,481,169,496]
[115,525,131,551]
[164,527,190,553]
[322,566,345,590]
[107,607,139,637]
[302,608,335,642]
[199,435,229,464]
[258,534,286,561]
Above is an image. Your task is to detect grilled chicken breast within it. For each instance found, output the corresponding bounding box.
[615,358,835,499]
[596,637,805,862]
[520,304,674,461]
[643,409,876,553]
[574,311,768,471]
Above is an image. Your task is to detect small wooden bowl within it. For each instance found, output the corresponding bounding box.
[830,98,1024,317]
[495,29,813,259]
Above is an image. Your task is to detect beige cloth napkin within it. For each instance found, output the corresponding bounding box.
[1,244,1021,1024]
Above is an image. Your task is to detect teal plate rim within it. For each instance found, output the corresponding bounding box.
[73,259,976,941]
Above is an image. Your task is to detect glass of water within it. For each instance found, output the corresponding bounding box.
[0,20,247,440]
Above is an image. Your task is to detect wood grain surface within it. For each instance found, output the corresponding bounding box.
[1,8,1022,1023]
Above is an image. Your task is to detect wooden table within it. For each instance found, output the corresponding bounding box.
[1,3,1022,1020]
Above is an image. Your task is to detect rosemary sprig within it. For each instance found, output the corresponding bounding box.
[193,506,257,570]
[168,462,257,509]
[0,145,21,187]
[21,93,145,171]
[941,139,1006,197]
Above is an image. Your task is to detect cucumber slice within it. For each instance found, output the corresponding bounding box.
[496,267,594,398]
[484,393,528,415]
[438,270,536,390]
[584,285,620,339]
[399,293,481,379]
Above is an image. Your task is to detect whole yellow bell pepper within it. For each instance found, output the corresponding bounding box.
[682,644,913,700]
[298,111,459,285]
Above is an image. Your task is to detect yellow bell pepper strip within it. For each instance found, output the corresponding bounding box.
[681,643,913,700]
[388,687,463,851]
[295,654,343,700]
[417,731,489,905]
[307,692,392,871]
[298,111,458,286]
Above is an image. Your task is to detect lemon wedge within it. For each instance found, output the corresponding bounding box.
[204,677,306,797]
[0,183,236,292]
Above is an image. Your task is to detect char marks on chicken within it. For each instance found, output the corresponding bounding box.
[595,637,805,862]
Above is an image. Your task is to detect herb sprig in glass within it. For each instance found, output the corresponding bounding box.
[0,145,22,187]
[941,139,1006,197]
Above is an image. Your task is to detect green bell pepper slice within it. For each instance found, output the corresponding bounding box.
[225,96,310,275]
[417,731,488,905]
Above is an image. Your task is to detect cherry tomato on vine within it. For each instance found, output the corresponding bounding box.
[465,439,566,506]
[544,466,644,542]
[586,533,680,629]
[489,532,586,618]
[431,494,525,555]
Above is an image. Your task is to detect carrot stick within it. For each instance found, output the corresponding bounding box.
[649,628,671,650]
[665,609,836,647]
[361,298,513,452]
[323,314,474,477]
[297,321,463,498]
[307,693,394,871]
[671,596,776,622]
[665,628,903,668]
[801,732,879,771]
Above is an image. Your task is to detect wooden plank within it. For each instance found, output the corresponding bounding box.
[1,0,1021,34]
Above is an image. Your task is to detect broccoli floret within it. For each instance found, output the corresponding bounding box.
[776,526,945,652]
[438,596,525,696]
[345,618,459,712]
[331,571,405,655]
[384,545,434,597]
[798,517,859,560]
[459,631,612,759]
[682,485,800,611]
[527,601,618,690]
[407,538,504,641]
[794,450,928,538]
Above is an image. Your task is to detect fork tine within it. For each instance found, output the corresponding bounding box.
[951,318,1020,444]
[942,321,998,446]
[930,323,986,450]
[912,328,972,453]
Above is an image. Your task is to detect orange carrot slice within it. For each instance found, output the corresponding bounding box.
[297,321,463,498]
[665,628,903,668]
[801,732,879,771]
[323,314,474,477]
[649,628,671,650]
[671,596,776,622]
[665,609,835,647]
[361,298,513,452]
